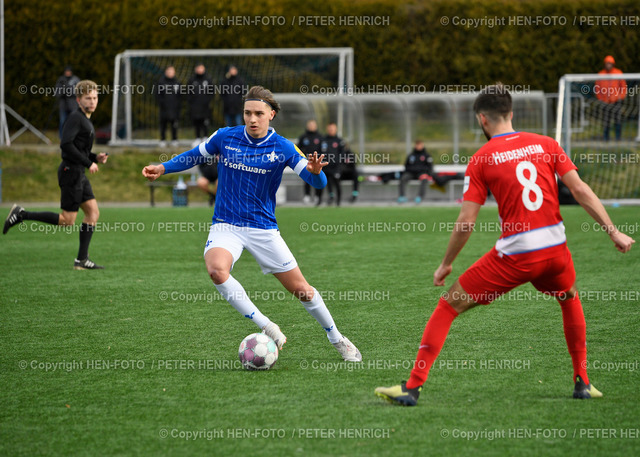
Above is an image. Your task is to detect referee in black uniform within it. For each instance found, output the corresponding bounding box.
[3,80,108,269]
[197,157,218,207]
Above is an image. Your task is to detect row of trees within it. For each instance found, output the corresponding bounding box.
[7,0,640,130]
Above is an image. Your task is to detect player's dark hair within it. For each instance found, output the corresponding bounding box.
[473,83,512,121]
[244,86,281,115]
[75,80,98,97]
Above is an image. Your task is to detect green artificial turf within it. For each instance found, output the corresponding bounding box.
[1,206,638,456]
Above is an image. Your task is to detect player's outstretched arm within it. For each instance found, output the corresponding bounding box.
[142,164,165,182]
[434,201,482,286]
[306,152,328,175]
[296,152,328,189]
[561,170,635,253]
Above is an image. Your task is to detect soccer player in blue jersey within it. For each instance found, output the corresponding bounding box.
[142,86,361,361]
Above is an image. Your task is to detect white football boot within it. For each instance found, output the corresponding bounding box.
[262,322,287,350]
[332,336,362,362]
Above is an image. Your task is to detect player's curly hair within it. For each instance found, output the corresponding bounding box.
[473,83,512,121]
[243,86,281,116]
[75,80,98,97]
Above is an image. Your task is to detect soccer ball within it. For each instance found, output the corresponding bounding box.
[238,333,278,370]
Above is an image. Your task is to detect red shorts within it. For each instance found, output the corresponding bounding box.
[458,245,576,305]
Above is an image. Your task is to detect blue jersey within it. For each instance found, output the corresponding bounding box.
[162,126,327,229]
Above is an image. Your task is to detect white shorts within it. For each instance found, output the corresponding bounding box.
[203,223,298,275]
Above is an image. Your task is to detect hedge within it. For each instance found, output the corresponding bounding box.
[6,0,640,130]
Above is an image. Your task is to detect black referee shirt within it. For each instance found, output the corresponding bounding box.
[60,108,97,169]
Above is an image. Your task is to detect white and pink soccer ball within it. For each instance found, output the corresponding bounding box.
[238,333,278,370]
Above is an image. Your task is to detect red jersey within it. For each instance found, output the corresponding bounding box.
[463,131,577,261]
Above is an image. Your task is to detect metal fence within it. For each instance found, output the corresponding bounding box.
[272,92,547,165]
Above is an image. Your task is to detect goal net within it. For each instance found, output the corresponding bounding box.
[556,73,640,201]
[110,48,354,146]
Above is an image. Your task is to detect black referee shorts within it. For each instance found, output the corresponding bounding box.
[58,164,95,212]
[199,163,218,182]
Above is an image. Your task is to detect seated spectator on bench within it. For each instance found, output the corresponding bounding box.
[398,140,435,204]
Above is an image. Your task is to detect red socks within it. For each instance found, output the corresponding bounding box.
[559,293,589,384]
[405,293,588,390]
[406,298,459,389]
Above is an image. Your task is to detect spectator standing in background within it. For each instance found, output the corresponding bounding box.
[156,65,182,147]
[187,63,214,146]
[220,65,245,126]
[398,140,435,204]
[55,66,80,138]
[317,122,346,206]
[297,119,323,204]
[338,137,359,204]
[594,55,626,141]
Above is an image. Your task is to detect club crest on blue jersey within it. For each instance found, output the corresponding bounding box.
[266,151,278,163]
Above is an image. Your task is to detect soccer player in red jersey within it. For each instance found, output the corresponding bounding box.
[376,84,635,406]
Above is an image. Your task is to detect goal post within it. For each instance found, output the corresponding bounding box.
[110,48,354,146]
[556,73,640,201]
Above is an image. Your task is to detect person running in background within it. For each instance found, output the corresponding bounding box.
[4,80,109,270]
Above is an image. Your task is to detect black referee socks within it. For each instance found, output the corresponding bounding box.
[77,223,95,261]
[23,211,60,225]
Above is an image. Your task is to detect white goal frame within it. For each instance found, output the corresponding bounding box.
[556,73,640,151]
[556,73,640,202]
[110,48,354,145]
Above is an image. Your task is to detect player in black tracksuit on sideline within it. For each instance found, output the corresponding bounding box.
[156,65,182,146]
[3,80,108,269]
[338,139,359,203]
[398,140,435,204]
[317,122,353,206]
[297,119,323,204]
